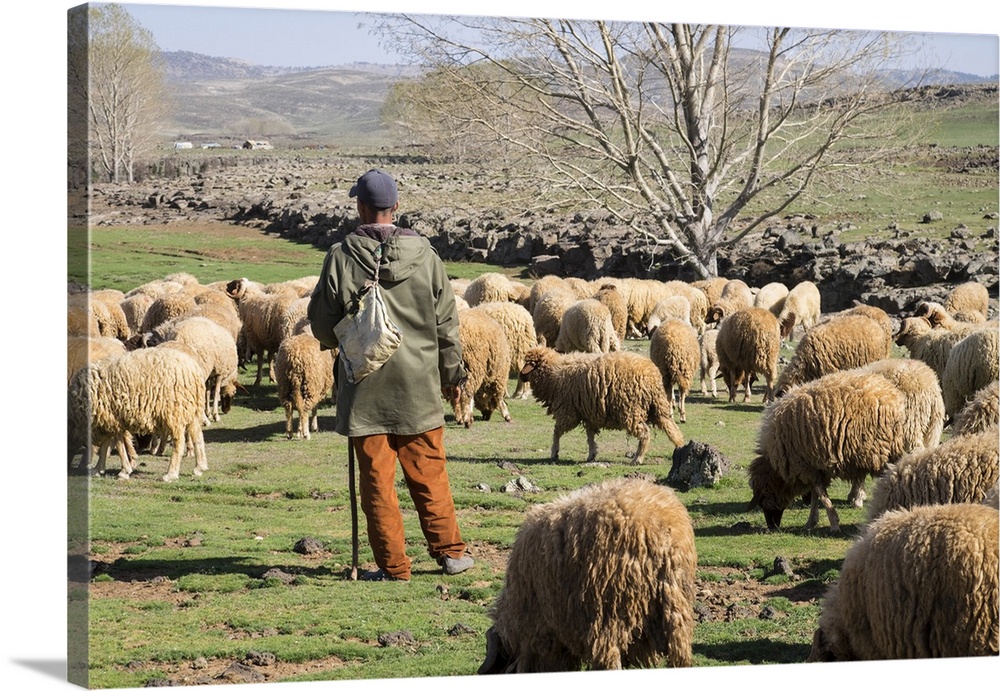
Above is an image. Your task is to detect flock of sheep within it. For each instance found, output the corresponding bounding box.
[66,266,999,671]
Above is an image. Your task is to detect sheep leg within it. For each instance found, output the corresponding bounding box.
[805,490,821,530]
[709,364,719,398]
[116,437,134,478]
[267,350,276,382]
[162,424,187,482]
[284,403,295,439]
[809,482,841,533]
[551,418,579,461]
[95,439,112,475]
[189,421,208,477]
[847,480,866,508]
[498,398,511,423]
[585,425,601,463]
[310,408,319,433]
[630,423,650,465]
[254,350,265,387]
[678,387,688,423]
[210,377,221,423]
[299,402,310,440]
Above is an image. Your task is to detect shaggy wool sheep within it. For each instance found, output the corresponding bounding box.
[941,326,1000,419]
[943,280,991,322]
[119,292,155,337]
[753,282,789,316]
[274,330,335,439]
[705,279,754,326]
[479,477,696,672]
[67,336,126,383]
[748,368,930,533]
[519,346,684,465]
[528,275,570,315]
[593,283,628,344]
[774,313,892,396]
[563,277,594,300]
[716,307,781,404]
[866,429,999,521]
[531,287,578,347]
[622,279,675,337]
[553,298,621,354]
[692,277,728,310]
[777,280,821,340]
[139,292,199,334]
[859,357,945,450]
[649,317,700,422]
[452,309,512,427]
[952,379,1000,436]
[465,272,515,306]
[646,295,692,334]
[470,301,538,399]
[662,281,709,334]
[699,329,720,398]
[808,502,998,661]
[225,277,300,386]
[68,348,208,481]
[912,300,987,335]
[89,290,131,341]
[148,316,241,423]
[893,315,968,379]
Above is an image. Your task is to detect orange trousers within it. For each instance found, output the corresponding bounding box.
[351,427,466,580]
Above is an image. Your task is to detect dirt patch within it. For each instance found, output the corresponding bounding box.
[122,653,349,686]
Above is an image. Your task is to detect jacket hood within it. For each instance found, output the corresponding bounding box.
[341,229,431,283]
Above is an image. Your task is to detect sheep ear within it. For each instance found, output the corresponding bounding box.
[519,363,535,377]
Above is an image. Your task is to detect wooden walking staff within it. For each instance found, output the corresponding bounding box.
[348,441,359,581]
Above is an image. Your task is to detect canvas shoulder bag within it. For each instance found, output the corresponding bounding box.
[333,239,403,384]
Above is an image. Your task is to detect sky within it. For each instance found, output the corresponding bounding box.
[115,0,1000,76]
[1,1,998,691]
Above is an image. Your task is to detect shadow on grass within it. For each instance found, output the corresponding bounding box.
[203,420,291,444]
[694,638,812,666]
[96,555,340,582]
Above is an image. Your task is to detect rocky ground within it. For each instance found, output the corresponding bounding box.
[83,147,999,316]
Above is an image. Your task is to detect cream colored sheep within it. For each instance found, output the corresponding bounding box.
[479,477,696,673]
[646,295,691,335]
[119,292,155,337]
[716,307,781,404]
[777,280,821,340]
[808,502,998,661]
[941,326,1000,419]
[893,315,968,379]
[527,275,569,314]
[452,309,512,427]
[648,317,700,422]
[662,281,709,334]
[748,368,931,533]
[148,316,240,423]
[943,280,991,321]
[774,313,892,397]
[89,290,131,341]
[531,287,577,347]
[509,282,532,309]
[519,346,684,465]
[68,348,208,482]
[563,277,594,300]
[465,272,515,306]
[705,279,754,326]
[622,279,675,337]
[470,301,538,399]
[866,429,999,521]
[593,283,628,344]
[450,278,471,301]
[952,380,999,436]
[225,277,300,386]
[553,298,620,354]
[274,330,335,439]
[67,336,126,382]
[139,292,198,334]
[859,358,945,450]
[753,282,789,316]
[692,277,728,310]
[912,300,986,335]
[699,329,720,398]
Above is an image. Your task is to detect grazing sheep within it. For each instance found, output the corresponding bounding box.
[274,330,336,439]
[68,348,208,481]
[748,368,929,533]
[808,502,998,661]
[470,301,538,399]
[912,300,987,335]
[479,477,696,672]
[452,309,512,427]
[465,272,514,306]
[276,296,311,343]
[593,283,628,344]
[147,316,240,423]
[716,307,781,404]
[119,292,155,336]
[519,346,684,465]
[531,287,578,347]
[753,282,789,316]
[646,295,691,334]
[67,301,99,337]
[952,380,1000,436]
[225,277,300,386]
[699,329,721,398]
[866,429,999,521]
[705,279,754,326]
[450,278,471,301]
[648,317,700,422]
[139,292,198,334]
[941,326,1000,420]
[89,291,131,341]
[893,316,968,379]
[527,275,569,315]
[777,280,821,340]
[622,279,675,337]
[692,277,728,310]
[67,336,126,382]
[943,281,991,321]
[859,358,945,450]
[563,277,594,300]
[509,282,532,309]
[553,299,620,354]
[774,313,892,396]
[662,281,709,334]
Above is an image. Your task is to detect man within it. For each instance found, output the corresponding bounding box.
[307,168,474,582]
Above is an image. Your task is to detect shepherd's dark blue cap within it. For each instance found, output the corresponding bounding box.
[349,168,398,208]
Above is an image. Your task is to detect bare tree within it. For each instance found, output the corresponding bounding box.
[377,16,923,277]
[83,3,168,184]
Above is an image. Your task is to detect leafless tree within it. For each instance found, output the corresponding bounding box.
[77,3,168,184]
[376,16,923,277]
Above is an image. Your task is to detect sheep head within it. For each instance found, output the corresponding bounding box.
[225,277,250,301]
[519,346,557,382]
[893,316,932,345]
[747,455,800,531]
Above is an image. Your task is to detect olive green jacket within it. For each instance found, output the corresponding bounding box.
[307,226,466,436]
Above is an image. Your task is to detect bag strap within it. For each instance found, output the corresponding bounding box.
[370,227,401,285]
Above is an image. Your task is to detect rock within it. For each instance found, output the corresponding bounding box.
[245,650,276,667]
[922,209,944,223]
[217,662,265,683]
[260,568,296,584]
[667,441,730,489]
[292,537,324,555]
[447,623,476,636]
[377,630,416,648]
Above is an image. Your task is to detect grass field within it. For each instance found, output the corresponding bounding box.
[71,220,926,688]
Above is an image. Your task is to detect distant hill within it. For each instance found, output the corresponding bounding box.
[157,49,997,145]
